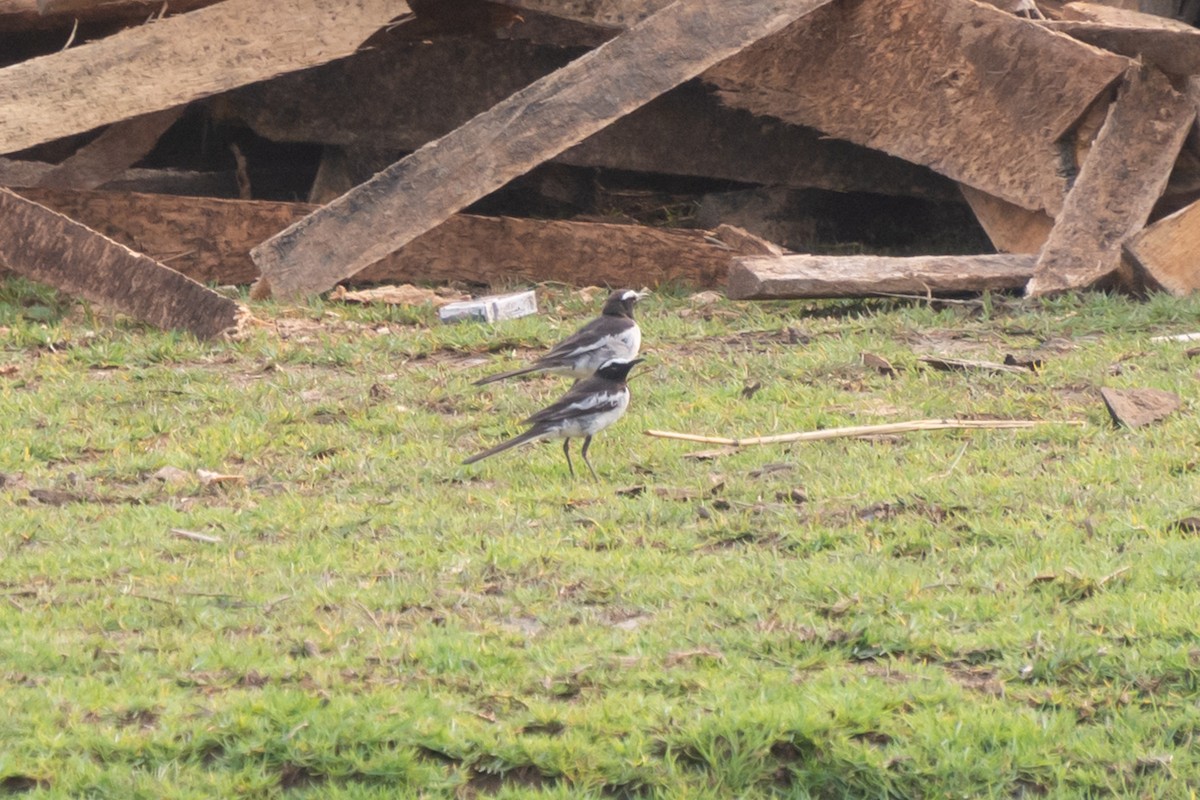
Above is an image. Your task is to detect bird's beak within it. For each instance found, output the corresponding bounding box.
[635,289,651,300]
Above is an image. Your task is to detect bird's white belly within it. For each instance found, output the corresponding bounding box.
[556,391,630,437]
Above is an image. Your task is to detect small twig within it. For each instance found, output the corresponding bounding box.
[646,418,1082,448]
[870,291,988,306]
[1099,565,1131,586]
[929,441,970,481]
[125,591,174,606]
[156,250,197,264]
[170,528,222,544]
[61,18,79,50]
[1150,332,1200,343]
[263,594,293,614]
[353,600,384,630]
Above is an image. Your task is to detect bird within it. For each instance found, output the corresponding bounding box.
[472,289,646,386]
[463,357,644,479]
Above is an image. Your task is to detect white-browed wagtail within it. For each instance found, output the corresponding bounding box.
[463,357,644,479]
[473,289,645,385]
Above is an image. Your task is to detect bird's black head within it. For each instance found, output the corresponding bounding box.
[601,289,646,319]
[595,357,644,382]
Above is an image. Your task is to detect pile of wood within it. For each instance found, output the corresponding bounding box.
[2,0,1199,337]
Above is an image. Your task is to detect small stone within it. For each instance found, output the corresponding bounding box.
[153,466,191,485]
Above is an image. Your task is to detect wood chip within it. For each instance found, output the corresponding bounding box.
[196,469,246,486]
[862,353,897,376]
[1099,387,1181,428]
[918,356,1031,375]
[170,528,223,544]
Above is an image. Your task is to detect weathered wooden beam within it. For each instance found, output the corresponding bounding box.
[0,156,51,186]
[562,85,953,199]
[34,106,183,189]
[727,254,1036,299]
[251,0,836,300]
[0,0,407,155]
[1124,197,1200,295]
[15,187,761,288]
[1026,66,1194,297]
[215,37,578,155]
[704,0,1130,216]
[1044,3,1200,76]
[218,41,953,199]
[0,188,244,339]
[506,0,1075,27]
[959,185,1054,254]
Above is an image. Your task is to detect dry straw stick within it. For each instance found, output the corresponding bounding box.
[645,418,1081,447]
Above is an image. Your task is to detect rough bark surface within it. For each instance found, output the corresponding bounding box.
[1042,10,1200,77]
[0,0,408,155]
[251,0,837,299]
[219,41,951,198]
[705,0,1130,215]
[17,188,755,288]
[1027,66,1195,296]
[728,254,1036,299]
[0,188,243,339]
[507,0,1031,27]
[1124,198,1200,295]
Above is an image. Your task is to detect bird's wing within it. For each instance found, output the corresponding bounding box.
[523,379,626,426]
[539,317,634,363]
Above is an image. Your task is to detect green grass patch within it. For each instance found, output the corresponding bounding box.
[2,279,1199,797]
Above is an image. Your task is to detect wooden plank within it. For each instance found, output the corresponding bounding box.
[561,85,953,199]
[505,0,1061,26]
[219,40,953,199]
[727,254,1036,299]
[1043,3,1200,76]
[250,0,837,300]
[1124,198,1200,295]
[217,37,578,155]
[15,187,760,288]
[0,0,222,29]
[1026,66,1195,296]
[0,0,407,155]
[0,188,244,339]
[34,107,183,189]
[704,0,1130,216]
[0,156,52,186]
[503,0,670,27]
[959,184,1054,254]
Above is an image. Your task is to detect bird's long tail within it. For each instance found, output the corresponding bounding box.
[472,364,544,386]
[462,428,544,465]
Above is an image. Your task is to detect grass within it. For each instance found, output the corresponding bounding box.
[2,278,1200,798]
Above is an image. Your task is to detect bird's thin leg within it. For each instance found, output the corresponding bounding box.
[562,438,575,479]
[581,435,598,481]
